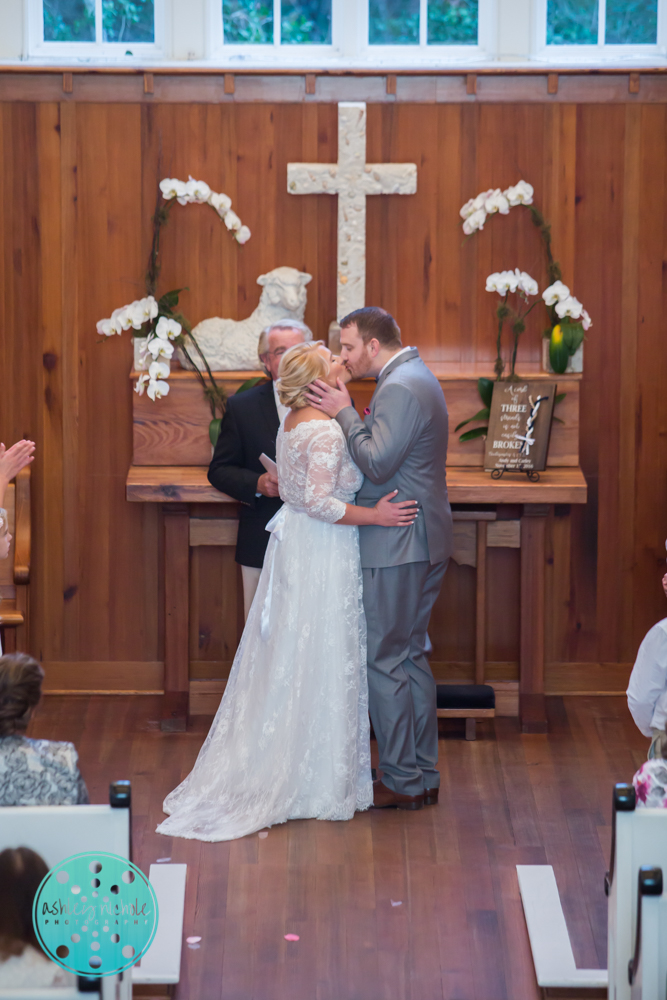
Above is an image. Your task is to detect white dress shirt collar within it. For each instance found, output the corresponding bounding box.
[378,346,414,380]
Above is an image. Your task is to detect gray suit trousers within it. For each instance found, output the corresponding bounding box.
[362,559,448,797]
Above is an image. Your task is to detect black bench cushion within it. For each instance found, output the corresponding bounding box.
[436,684,496,710]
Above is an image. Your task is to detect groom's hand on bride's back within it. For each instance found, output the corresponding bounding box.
[306,379,352,418]
[373,491,419,528]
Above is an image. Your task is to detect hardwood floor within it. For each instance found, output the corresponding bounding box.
[27,695,647,1000]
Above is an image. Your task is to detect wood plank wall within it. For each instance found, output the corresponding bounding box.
[1,71,666,692]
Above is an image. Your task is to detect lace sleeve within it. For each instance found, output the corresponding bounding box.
[303,425,347,524]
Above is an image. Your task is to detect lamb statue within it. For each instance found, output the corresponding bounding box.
[186,266,312,371]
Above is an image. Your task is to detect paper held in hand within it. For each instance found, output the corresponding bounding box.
[260,453,278,477]
[484,381,556,473]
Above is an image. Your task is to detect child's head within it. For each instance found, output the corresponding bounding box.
[0,509,10,560]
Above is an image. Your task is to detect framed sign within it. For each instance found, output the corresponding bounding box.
[484,381,557,473]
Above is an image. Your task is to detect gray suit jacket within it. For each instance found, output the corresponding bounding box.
[336,348,453,569]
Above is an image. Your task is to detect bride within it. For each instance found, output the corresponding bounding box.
[157,342,417,842]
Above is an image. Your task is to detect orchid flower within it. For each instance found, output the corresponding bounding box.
[134,374,150,395]
[160,178,188,201]
[147,379,170,401]
[235,225,251,245]
[542,281,571,306]
[185,176,212,204]
[148,361,171,382]
[462,208,487,236]
[147,337,174,360]
[224,209,242,232]
[555,296,584,320]
[504,180,534,206]
[156,316,182,341]
[484,189,510,216]
[208,192,232,217]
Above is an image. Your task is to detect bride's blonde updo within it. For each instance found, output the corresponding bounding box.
[277,341,329,410]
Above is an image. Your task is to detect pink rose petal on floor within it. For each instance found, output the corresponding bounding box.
[156,857,171,863]
[258,831,269,839]
[186,936,202,944]
[390,900,402,907]
[284,934,300,942]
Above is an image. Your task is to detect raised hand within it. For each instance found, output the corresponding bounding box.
[0,440,35,482]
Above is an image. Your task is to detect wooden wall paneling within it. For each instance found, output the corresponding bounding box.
[577,105,626,663]
[76,104,152,663]
[485,546,521,664]
[435,104,463,361]
[365,105,399,321]
[236,105,278,327]
[543,104,577,289]
[544,508,573,666]
[632,104,667,649]
[388,105,439,354]
[430,561,476,664]
[617,104,641,657]
[36,103,66,662]
[458,103,479,365]
[59,100,80,663]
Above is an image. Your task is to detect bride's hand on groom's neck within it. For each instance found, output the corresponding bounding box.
[305,379,352,418]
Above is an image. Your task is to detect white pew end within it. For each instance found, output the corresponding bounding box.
[517,865,607,990]
[132,864,187,987]
[0,805,130,869]
[0,990,82,999]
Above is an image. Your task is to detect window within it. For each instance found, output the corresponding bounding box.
[209,0,494,63]
[28,0,164,58]
[536,0,665,59]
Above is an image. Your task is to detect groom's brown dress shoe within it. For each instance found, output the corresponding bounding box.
[423,787,439,806]
[371,780,424,811]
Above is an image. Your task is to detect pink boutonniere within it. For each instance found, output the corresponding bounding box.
[364,407,371,416]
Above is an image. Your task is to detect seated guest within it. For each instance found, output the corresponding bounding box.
[627,575,667,759]
[0,846,76,988]
[0,439,35,508]
[0,653,89,805]
[633,725,667,807]
[208,319,312,619]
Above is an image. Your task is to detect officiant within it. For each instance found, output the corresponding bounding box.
[208,319,312,618]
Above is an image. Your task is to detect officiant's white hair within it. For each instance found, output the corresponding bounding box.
[277,341,328,410]
[257,319,313,360]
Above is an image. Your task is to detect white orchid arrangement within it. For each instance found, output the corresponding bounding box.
[158,176,251,245]
[460,180,593,374]
[460,180,534,236]
[541,280,592,373]
[95,175,250,439]
[485,268,540,380]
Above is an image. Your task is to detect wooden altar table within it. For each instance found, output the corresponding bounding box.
[126,461,587,733]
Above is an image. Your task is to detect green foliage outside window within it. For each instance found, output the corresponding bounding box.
[281,0,331,43]
[44,0,95,41]
[369,0,419,44]
[428,0,478,44]
[547,0,598,43]
[223,0,273,43]
[103,0,154,42]
[605,0,657,43]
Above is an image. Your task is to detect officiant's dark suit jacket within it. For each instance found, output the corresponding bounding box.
[208,379,282,568]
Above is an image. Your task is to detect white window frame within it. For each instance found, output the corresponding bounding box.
[206,0,496,66]
[533,0,667,63]
[26,0,166,61]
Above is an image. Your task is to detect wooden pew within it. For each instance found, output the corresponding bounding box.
[0,466,31,652]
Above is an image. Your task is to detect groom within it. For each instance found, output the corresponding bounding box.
[308,307,453,811]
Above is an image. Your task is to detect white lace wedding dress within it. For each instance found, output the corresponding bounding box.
[157,418,372,842]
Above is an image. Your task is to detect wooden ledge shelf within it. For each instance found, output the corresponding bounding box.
[127,465,587,506]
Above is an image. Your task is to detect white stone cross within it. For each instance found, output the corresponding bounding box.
[287,102,417,320]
